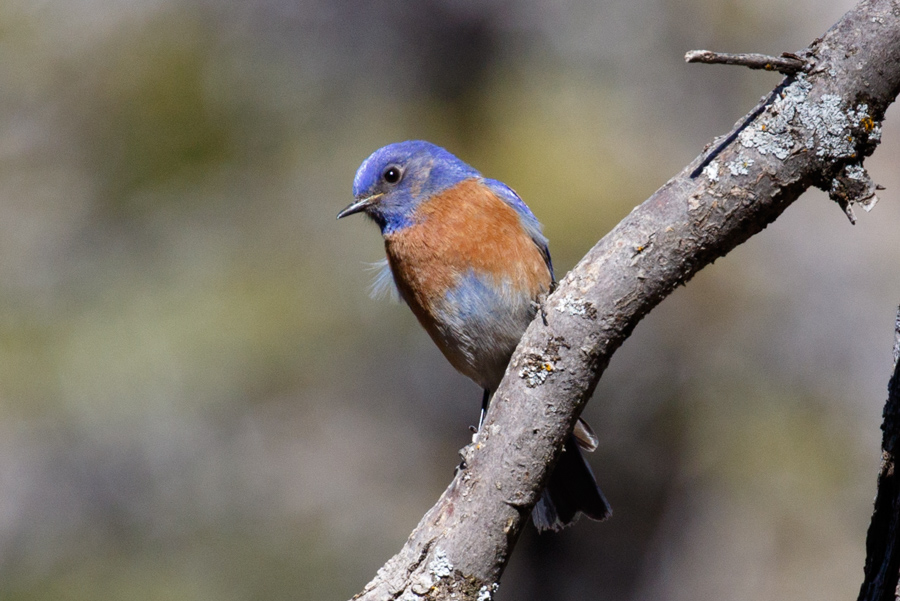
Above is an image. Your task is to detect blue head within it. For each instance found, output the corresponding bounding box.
[338,141,480,234]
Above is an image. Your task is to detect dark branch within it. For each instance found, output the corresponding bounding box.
[685,49,807,74]
[353,2,900,599]
[858,308,900,601]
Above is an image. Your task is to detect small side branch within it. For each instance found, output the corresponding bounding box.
[685,49,807,74]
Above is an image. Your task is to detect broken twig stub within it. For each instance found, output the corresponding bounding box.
[685,49,807,74]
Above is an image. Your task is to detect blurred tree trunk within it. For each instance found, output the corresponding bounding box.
[351,1,900,599]
[859,309,900,601]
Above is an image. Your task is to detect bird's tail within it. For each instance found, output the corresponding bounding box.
[531,431,611,532]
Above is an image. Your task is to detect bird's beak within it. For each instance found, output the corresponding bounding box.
[337,193,383,219]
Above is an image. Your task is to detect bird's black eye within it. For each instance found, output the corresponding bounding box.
[382,165,403,184]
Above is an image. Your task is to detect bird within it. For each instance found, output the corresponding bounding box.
[337,140,610,531]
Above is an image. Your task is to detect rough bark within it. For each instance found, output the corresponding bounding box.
[352,1,900,599]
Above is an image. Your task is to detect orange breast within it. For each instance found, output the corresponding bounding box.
[383,178,551,337]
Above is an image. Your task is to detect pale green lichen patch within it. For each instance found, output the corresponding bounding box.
[399,549,455,600]
[738,74,881,161]
[518,337,568,387]
[702,160,720,182]
[428,550,453,579]
[555,294,597,319]
[739,77,812,159]
[727,156,754,176]
[519,359,554,387]
[797,96,872,157]
[845,163,867,181]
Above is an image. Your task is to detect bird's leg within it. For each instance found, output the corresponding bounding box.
[469,388,492,443]
[461,389,493,470]
[478,388,490,431]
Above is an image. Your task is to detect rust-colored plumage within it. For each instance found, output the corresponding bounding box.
[385,178,551,334]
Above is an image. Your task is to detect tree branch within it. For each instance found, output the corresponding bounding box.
[352,1,900,599]
[858,308,900,601]
[685,49,807,74]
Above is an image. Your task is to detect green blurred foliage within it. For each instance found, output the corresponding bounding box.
[79,17,234,215]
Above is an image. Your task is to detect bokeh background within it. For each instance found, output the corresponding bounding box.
[0,0,898,599]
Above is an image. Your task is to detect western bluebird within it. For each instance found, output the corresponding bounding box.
[338,140,610,531]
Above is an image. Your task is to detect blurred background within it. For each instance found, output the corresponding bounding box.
[0,0,897,599]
